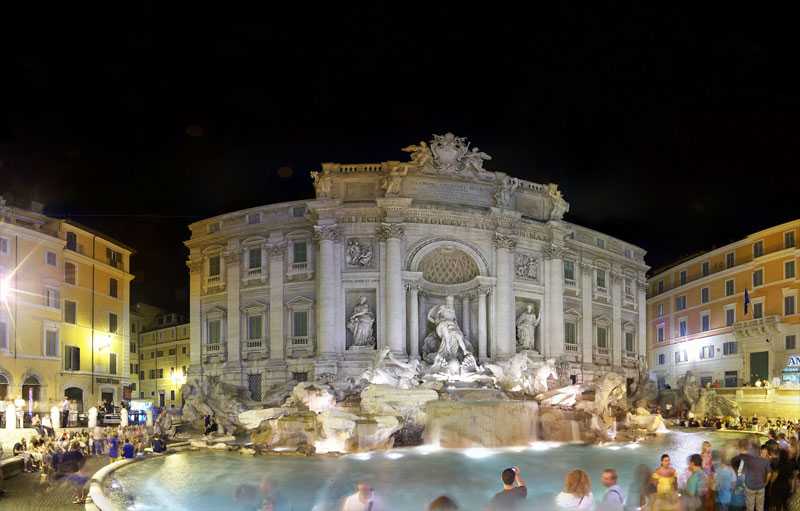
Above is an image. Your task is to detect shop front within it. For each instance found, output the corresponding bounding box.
[782,354,800,385]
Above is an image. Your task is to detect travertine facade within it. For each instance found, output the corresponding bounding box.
[185,134,649,398]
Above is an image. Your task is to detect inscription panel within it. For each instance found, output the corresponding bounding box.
[404,177,492,207]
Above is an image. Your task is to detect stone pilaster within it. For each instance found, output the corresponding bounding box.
[224,248,242,366]
[462,294,471,341]
[187,259,203,375]
[314,224,340,358]
[378,223,406,355]
[494,233,516,358]
[477,286,490,362]
[267,242,286,361]
[544,243,565,358]
[637,276,648,368]
[406,282,420,359]
[611,268,624,368]
[580,261,594,366]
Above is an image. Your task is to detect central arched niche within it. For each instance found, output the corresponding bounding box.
[419,246,480,284]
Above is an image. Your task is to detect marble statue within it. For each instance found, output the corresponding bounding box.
[531,358,558,394]
[346,239,373,267]
[427,298,478,376]
[516,304,540,351]
[485,352,533,394]
[347,296,376,348]
[494,176,520,208]
[547,183,569,220]
[181,377,260,434]
[401,141,432,167]
[88,406,98,428]
[462,146,491,173]
[430,133,469,173]
[381,165,408,197]
[310,170,333,198]
[626,407,668,434]
[515,254,538,280]
[576,372,627,441]
[361,347,422,389]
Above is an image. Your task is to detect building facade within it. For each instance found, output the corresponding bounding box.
[135,312,190,409]
[0,196,134,413]
[185,134,649,400]
[648,220,800,388]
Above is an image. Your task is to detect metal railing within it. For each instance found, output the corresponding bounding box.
[246,267,262,278]
[565,343,579,352]
[204,343,222,353]
[290,262,308,273]
[243,338,264,350]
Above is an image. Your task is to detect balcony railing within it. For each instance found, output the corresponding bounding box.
[290,261,308,274]
[564,279,576,288]
[624,350,637,359]
[246,267,262,278]
[243,338,264,351]
[206,275,222,287]
[204,342,223,353]
[290,335,309,346]
[595,346,609,356]
[565,343,579,352]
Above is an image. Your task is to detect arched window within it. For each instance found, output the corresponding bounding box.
[0,374,8,400]
[22,375,41,402]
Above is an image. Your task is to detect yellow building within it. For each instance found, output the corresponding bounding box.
[0,196,134,414]
[136,313,190,409]
[129,302,165,399]
[648,219,799,388]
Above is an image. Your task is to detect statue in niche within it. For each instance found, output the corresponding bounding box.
[515,254,538,280]
[381,165,408,197]
[347,296,375,348]
[426,297,478,375]
[401,141,433,168]
[547,183,569,220]
[516,304,541,352]
[310,170,333,198]
[346,239,373,267]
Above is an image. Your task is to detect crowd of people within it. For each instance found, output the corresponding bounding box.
[673,414,800,435]
[4,424,169,505]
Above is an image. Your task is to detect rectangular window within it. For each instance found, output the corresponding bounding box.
[65,346,80,371]
[293,241,307,264]
[753,301,763,319]
[208,320,221,343]
[291,206,306,218]
[292,371,308,382]
[208,255,221,277]
[207,222,220,234]
[150,351,155,359]
[679,319,687,337]
[726,252,735,269]
[625,332,635,353]
[596,270,606,289]
[156,350,164,357]
[785,295,796,316]
[109,312,118,333]
[247,373,262,401]
[130,341,136,353]
[724,371,738,388]
[149,369,156,379]
[595,238,605,249]
[182,346,187,354]
[700,376,713,387]
[157,368,164,378]
[293,311,308,337]
[66,232,77,251]
[248,315,263,339]
[700,345,715,359]
[658,353,665,365]
[65,262,76,285]
[140,371,145,380]
[679,271,687,285]
[786,260,796,279]
[675,296,686,311]
[701,261,710,277]
[0,321,7,350]
[753,240,764,258]
[168,348,176,355]
[46,251,57,266]
[753,269,764,288]
[658,280,664,294]
[564,322,577,346]
[248,247,261,270]
[725,279,735,297]
[170,389,175,401]
[563,260,575,282]
[701,314,710,332]
[786,335,797,350]
[64,300,77,324]
[109,278,118,298]
[45,328,58,357]
[674,351,681,363]
[109,353,117,375]
[247,213,261,225]
[106,248,122,268]
[657,325,665,343]
[596,327,607,348]
[723,341,738,355]
[657,303,664,317]
[46,287,60,308]
[726,307,735,326]
[786,231,796,249]
[624,278,632,297]
[701,287,710,304]
[0,237,8,255]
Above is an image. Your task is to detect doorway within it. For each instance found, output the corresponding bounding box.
[159,391,165,408]
[101,390,114,406]
[750,351,769,384]
[65,387,84,412]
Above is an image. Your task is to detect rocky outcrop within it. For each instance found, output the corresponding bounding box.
[288,382,336,413]
[625,408,668,434]
[360,384,439,426]
[691,388,741,418]
[423,400,538,447]
[181,377,260,434]
[238,408,293,430]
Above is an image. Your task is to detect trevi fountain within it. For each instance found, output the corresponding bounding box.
[91,134,743,510]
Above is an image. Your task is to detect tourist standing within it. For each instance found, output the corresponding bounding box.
[555,469,594,510]
[487,467,527,510]
[768,449,794,511]
[60,395,70,428]
[651,454,679,511]
[598,468,624,510]
[731,439,771,511]
[342,481,381,511]
[682,454,706,511]
[108,433,120,463]
[428,495,459,510]
[715,452,737,511]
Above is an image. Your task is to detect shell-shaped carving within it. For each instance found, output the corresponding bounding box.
[420,247,479,284]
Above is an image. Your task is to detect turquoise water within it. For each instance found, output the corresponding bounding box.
[107,430,754,511]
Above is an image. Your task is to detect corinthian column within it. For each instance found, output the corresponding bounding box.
[225,248,241,366]
[406,283,419,359]
[611,268,623,368]
[314,224,340,357]
[267,242,286,361]
[478,287,489,361]
[187,258,203,372]
[580,261,594,366]
[494,233,516,359]
[637,276,648,366]
[379,223,406,355]
[544,244,565,358]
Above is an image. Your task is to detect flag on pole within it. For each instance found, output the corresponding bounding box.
[744,288,750,315]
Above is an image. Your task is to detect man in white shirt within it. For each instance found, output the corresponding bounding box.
[342,481,382,511]
[61,396,70,428]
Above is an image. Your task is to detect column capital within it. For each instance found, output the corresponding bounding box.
[404,281,421,293]
[543,243,566,260]
[266,242,287,257]
[579,260,594,272]
[224,251,241,264]
[313,224,341,243]
[610,271,625,285]
[186,259,203,273]
[636,278,647,288]
[493,232,517,250]
[376,223,405,241]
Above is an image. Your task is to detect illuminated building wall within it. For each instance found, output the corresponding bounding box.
[648,219,800,388]
[0,198,134,412]
[136,313,190,409]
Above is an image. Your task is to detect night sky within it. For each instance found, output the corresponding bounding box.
[2,6,797,313]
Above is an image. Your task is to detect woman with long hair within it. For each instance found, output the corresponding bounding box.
[555,469,594,510]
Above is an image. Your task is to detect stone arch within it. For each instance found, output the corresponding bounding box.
[0,367,11,400]
[62,381,89,411]
[20,371,44,402]
[406,238,490,279]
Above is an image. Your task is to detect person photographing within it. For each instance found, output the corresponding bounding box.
[487,466,527,510]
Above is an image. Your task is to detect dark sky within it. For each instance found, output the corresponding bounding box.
[1,5,797,313]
